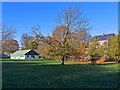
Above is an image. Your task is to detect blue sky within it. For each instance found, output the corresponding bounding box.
[2,2,118,44]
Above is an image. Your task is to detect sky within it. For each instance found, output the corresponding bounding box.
[2,2,118,45]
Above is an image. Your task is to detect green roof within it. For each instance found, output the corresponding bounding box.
[12,49,32,55]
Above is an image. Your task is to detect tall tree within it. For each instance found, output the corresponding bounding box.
[0,25,16,55]
[33,6,90,65]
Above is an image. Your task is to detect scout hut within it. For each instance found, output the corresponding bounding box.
[11,49,40,59]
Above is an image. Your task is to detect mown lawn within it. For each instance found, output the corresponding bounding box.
[2,60,119,88]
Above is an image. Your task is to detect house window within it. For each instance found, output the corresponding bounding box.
[20,55,23,57]
[14,55,16,58]
[27,55,29,57]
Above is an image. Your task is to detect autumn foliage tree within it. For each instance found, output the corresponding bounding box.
[107,35,120,62]
[88,36,100,64]
[2,39,19,56]
[37,43,57,59]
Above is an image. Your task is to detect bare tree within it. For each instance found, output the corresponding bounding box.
[33,6,90,65]
[21,33,34,50]
[1,25,16,42]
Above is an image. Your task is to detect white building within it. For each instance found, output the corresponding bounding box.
[11,49,40,60]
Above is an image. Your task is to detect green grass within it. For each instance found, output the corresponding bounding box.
[1,58,45,61]
[2,60,119,88]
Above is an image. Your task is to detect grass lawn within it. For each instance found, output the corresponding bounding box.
[2,59,119,88]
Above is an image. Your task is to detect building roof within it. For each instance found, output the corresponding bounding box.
[92,33,115,41]
[12,49,32,55]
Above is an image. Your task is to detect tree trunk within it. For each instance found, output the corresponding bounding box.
[61,55,65,65]
[91,59,96,65]
[115,59,118,63]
